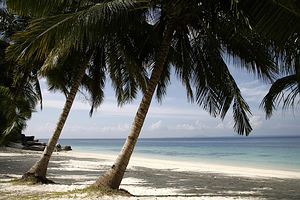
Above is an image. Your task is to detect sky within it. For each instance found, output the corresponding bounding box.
[23,63,300,139]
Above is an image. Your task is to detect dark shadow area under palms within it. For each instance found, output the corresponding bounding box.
[124,166,300,200]
[1,149,300,200]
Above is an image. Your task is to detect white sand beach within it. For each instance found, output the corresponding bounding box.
[1,147,300,200]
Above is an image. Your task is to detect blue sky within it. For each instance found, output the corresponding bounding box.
[23,64,300,139]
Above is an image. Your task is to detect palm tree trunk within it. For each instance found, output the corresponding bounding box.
[22,50,93,183]
[93,19,176,189]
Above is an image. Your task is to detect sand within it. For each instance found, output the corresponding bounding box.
[1,147,300,200]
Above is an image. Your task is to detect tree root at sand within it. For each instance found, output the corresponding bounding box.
[21,173,55,184]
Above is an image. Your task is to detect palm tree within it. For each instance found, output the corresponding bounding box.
[6,0,150,183]
[260,26,299,119]
[242,0,300,117]
[0,85,37,144]
[93,0,278,189]
[6,0,285,189]
[22,47,95,183]
[0,6,40,144]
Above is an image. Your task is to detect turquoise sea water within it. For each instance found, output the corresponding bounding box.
[40,136,300,171]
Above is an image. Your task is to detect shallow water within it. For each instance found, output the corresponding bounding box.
[40,136,300,171]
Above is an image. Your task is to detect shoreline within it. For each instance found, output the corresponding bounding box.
[66,147,300,174]
[1,147,300,199]
[52,136,300,174]
[70,151,300,179]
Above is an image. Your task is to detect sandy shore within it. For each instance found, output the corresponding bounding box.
[1,147,300,200]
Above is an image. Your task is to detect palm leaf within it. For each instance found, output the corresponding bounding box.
[0,86,34,136]
[6,0,140,64]
[81,44,106,116]
[240,0,300,47]
[6,0,93,17]
[261,75,299,119]
[191,36,252,135]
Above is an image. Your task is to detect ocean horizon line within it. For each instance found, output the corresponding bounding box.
[38,134,300,140]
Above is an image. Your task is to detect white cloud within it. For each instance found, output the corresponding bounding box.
[225,120,234,129]
[174,123,196,131]
[100,123,130,132]
[239,80,270,103]
[148,120,163,131]
[195,120,209,129]
[216,123,225,129]
[215,120,233,130]
[172,120,209,131]
[250,116,263,129]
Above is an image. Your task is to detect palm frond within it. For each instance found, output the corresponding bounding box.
[240,0,300,47]
[222,31,277,82]
[6,0,90,17]
[81,44,106,116]
[0,86,34,136]
[261,75,299,119]
[155,62,170,103]
[108,40,142,105]
[170,27,195,103]
[6,0,140,64]
[192,36,252,136]
[30,71,43,110]
[44,48,88,97]
[107,24,152,106]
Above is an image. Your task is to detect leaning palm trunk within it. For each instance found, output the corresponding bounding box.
[22,50,93,183]
[93,20,176,189]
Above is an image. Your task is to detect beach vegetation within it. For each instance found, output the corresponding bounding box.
[2,0,299,194]
[72,185,132,197]
[0,6,40,145]
[94,0,300,190]
[93,0,281,189]
[1,2,97,182]
[5,0,150,183]
[21,47,95,184]
[7,176,41,185]
[250,0,300,118]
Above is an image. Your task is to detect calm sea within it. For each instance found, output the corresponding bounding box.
[40,136,300,171]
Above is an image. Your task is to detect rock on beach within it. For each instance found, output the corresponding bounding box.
[7,135,71,152]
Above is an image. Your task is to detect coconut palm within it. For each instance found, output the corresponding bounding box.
[242,0,300,117]
[260,27,299,119]
[0,85,37,145]
[22,47,95,183]
[6,0,149,103]
[6,0,284,189]
[0,58,38,144]
[6,0,151,183]
[0,67,39,145]
[0,7,40,144]
[20,39,143,183]
[93,0,279,189]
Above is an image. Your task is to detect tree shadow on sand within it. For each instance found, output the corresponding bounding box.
[0,151,107,185]
[1,151,300,200]
[123,166,300,200]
